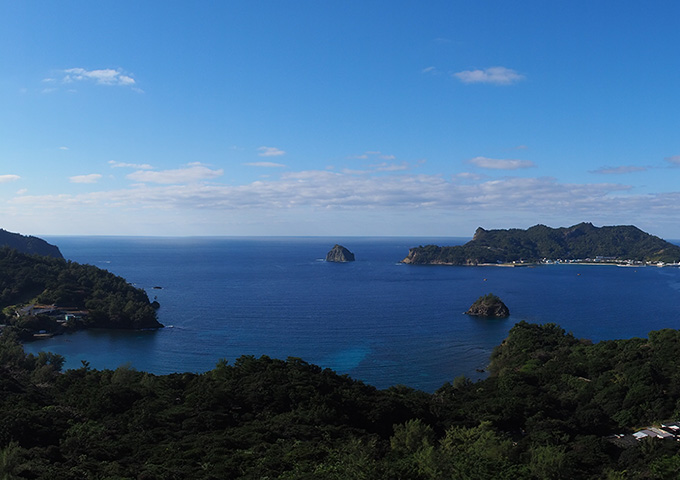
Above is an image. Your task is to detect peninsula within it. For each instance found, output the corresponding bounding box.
[0,233,162,339]
[0,228,63,259]
[402,223,680,266]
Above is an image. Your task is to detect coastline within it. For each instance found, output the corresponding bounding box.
[408,260,675,268]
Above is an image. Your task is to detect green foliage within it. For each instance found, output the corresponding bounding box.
[0,441,20,480]
[3,322,680,477]
[471,293,501,307]
[405,223,680,264]
[0,247,161,331]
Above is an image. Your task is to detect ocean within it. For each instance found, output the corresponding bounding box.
[23,236,680,392]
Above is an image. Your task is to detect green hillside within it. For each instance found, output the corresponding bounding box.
[3,322,680,478]
[0,246,162,336]
[0,229,63,259]
[403,223,680,265]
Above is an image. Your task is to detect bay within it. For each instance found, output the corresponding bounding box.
[23,236,680,392]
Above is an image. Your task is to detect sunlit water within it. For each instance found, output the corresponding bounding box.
[23,236,680,392]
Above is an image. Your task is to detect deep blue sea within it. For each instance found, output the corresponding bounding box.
[23,236,680,392]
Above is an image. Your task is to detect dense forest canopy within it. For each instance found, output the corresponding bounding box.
[403,223,680,265]
[3,322,680,478]
[0,246,161,336]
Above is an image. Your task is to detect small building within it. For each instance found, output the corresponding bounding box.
[649,427,674,439]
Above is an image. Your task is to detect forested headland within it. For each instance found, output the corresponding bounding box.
[0,229,63,259]
[402,223,680,265]
[3,321,680,478]
[0,246,162,338]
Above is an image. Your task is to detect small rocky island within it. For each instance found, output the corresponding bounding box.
[465,293,510,318]
[326,244,355,263]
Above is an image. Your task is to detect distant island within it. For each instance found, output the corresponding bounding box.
[326,244,355,262]
[402,223,680,266]
[0,233,162,339]
[0,228,63,258]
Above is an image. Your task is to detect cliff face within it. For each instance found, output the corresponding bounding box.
[326,244,355,263]
[0,229,63,259]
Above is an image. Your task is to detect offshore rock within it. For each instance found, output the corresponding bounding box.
[326,244,355,263]
[466,293,510,318]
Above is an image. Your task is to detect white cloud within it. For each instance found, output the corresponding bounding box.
[664,155,680,165]
[258,146,285,157]
[12,161,680,236]
[8,171,633,217]
[16,189,27,195]
[468,156,535,170]
[126,165,223,184]
[70,174,102,184]
[351,151,396,161]
[453,66,525,85]
[0,175,20,183]
[454,172,484,181]
[590,165,648,175]
[371,162,409,172]
[244,162,286,168]
[422,66,438,74]
[61,68,136,87]
[342,151,409,174]
[59,146,69,151]
[109,161,154,170]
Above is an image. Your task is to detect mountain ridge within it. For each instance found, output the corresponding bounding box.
[403,223,680,265]
[0,228,63,259]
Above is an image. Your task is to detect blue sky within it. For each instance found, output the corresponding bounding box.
[2,1,680,237]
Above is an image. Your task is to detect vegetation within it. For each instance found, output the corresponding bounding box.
[0,246,162,337]
[403,223,680,265]
[0,228,62,259]
[4,322,680,478]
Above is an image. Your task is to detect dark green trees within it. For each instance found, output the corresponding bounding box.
[403,223,680,265]
[0,246,162,332]
[3,323,680,478]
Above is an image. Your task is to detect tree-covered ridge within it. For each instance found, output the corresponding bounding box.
[0,246,162,333]
[0,228,63,259]
[403,222,680,265]
[4,322,680,478]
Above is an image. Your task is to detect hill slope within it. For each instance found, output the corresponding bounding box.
[0,229,63,258]
[0,247,162,333]
[3,322,680,478]
[403,223,680,265]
